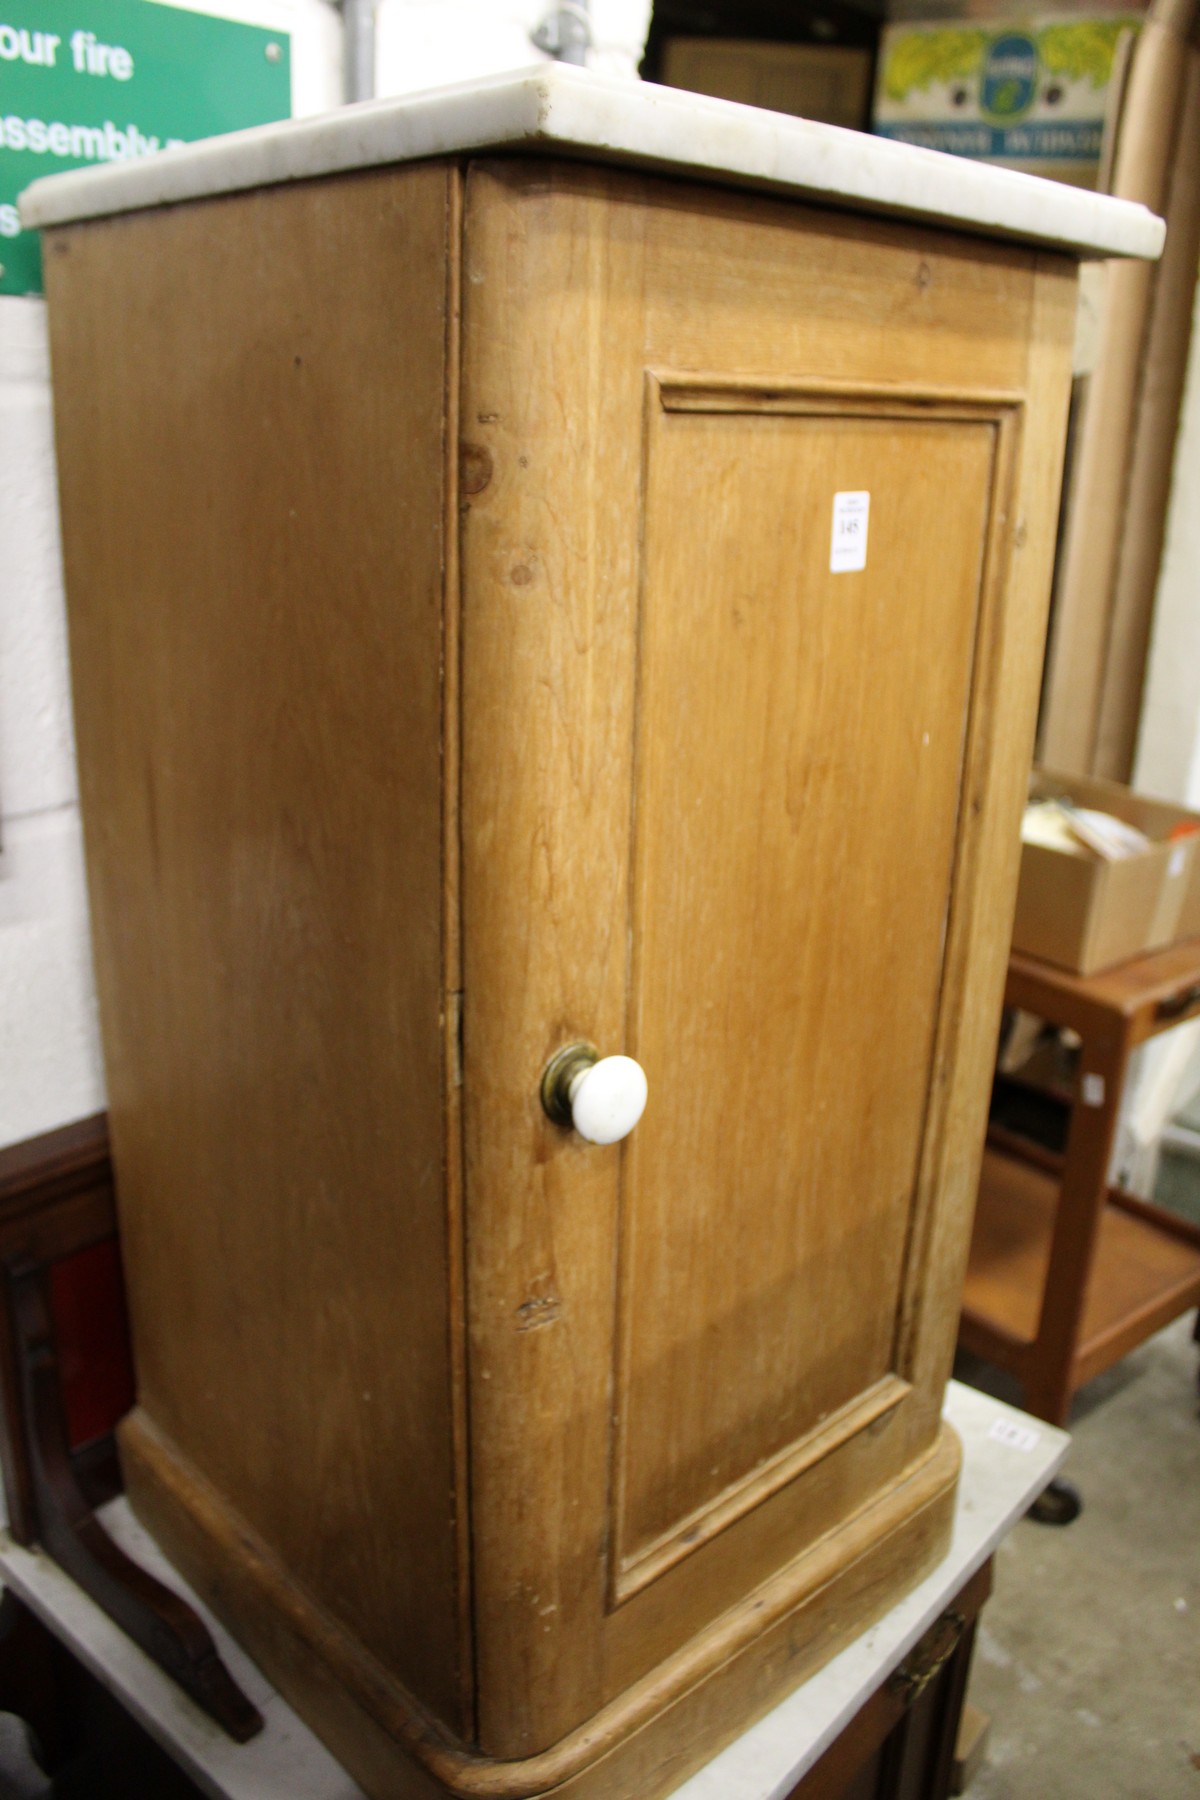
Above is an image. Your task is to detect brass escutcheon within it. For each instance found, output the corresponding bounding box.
[540,1042,599,1127]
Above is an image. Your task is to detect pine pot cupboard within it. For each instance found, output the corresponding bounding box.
[22,68,1162,1800]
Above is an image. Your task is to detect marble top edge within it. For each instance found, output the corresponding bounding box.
[19,65,1164,261]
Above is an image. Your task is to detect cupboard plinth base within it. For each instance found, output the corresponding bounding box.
[119,1407,960,1800]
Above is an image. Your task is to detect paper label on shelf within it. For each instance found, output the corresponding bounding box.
[1081,1072,1105,1108]
[830,490,869,572]
[988,1417,1041,1453]
[1169,845,1187,878]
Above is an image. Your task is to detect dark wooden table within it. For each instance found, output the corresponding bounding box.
[961,939,1200,1428]
[787,1560,991,1799]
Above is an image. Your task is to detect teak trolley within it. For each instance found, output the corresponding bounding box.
[962,942,1200,1438]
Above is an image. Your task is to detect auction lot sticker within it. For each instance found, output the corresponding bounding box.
[1,0,290,294]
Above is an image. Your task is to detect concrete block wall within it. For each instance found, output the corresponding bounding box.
[0,0,341,1151]
[0,0,650,1152]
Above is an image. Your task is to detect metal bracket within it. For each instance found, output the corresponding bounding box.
[887,1609,966,1706]
[540,1041,599,1126]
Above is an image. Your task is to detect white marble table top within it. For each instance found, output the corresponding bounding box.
[20,66,1162,261]
[0,1380,1066,1800]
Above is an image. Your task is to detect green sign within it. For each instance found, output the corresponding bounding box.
[1,0,291,294]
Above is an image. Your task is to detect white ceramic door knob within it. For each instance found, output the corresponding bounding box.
[541,1043,648,1145]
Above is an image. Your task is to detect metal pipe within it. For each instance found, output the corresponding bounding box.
[343,0,376,103]
[531,0,590,66]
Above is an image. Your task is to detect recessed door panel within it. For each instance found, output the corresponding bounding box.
[611,392,996,1594]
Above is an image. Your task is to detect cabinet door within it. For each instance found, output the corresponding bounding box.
[614,390,990,1588]
[458,161,1072,1757]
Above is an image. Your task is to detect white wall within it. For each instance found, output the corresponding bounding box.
[1135,267,1200,811]
[0,297,102,1144]
[0,0,650,1153]
[376,0,650,90]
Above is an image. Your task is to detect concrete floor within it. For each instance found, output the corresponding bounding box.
[959,1312,1200,1799]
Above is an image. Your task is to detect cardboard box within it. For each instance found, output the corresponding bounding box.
[873,13,1142,188]
[1012,768,1200,973]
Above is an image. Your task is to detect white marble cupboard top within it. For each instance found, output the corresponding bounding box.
[20,64,1163,260]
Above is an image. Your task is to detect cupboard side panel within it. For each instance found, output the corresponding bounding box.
[44,166,464,1729]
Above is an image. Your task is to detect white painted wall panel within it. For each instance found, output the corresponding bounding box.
[0,809,104,1144]
[375,0,650,92]
[0,292,102,1150]
[0,300,75,821]
[1135,271,1200,812]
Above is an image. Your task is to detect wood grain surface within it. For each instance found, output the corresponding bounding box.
[43,146,1078,1797]
[962,933,1200,1425]
[121,1399,958,1800]
[614,393,993,1592]
[45,165,467,1731]
[964,1144,1200,1358]
[457,159,1076,1757]
[1036,0,1193,777]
